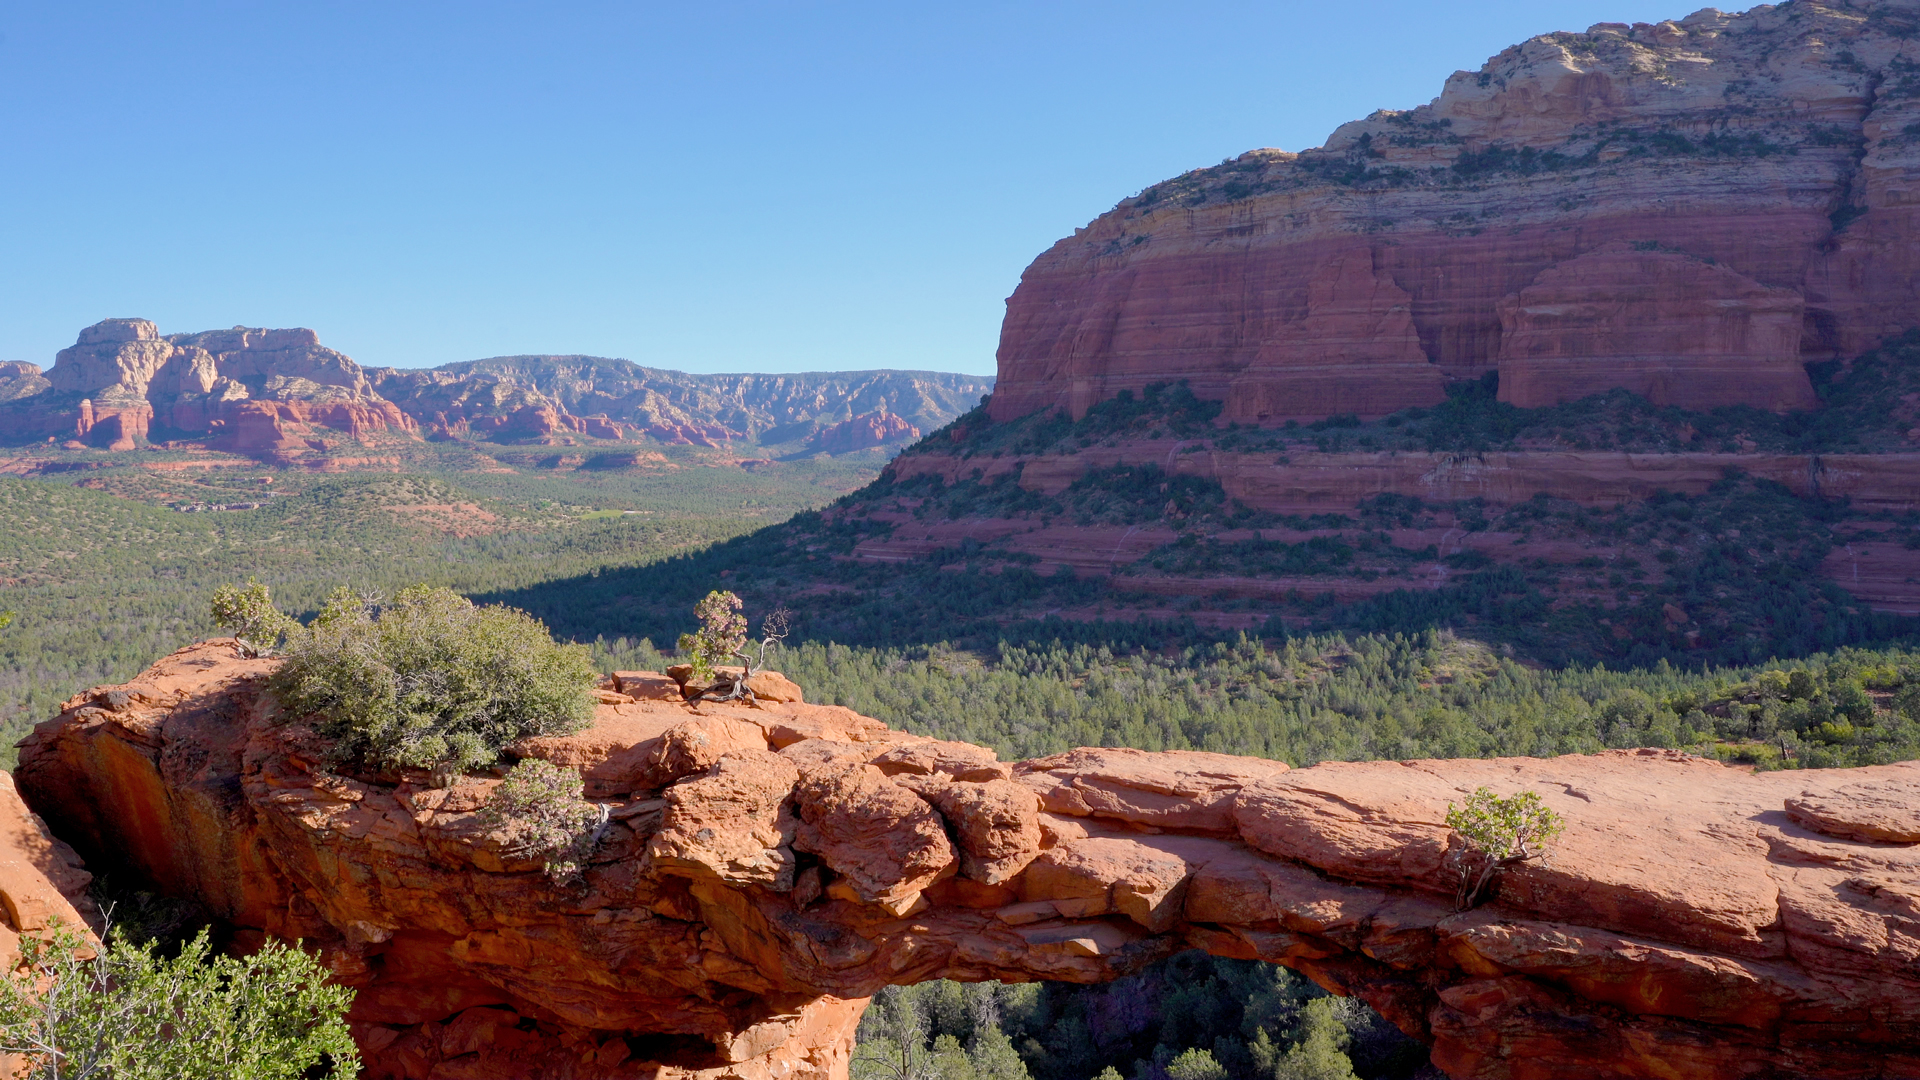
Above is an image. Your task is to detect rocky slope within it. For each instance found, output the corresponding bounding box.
[991,0,1920,424]
[17,642,1920,1079]
[0,321,990,458]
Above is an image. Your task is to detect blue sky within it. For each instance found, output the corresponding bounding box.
[2,1,1692,375]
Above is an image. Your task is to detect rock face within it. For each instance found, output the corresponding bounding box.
[0,772,97,967]
[990,1,1920,424]
[1222,248,1447,424]
[0,319,419,453]
[367,357,988,450]
[1495,243,1816,410]
[806,409,921,454]
[19,643,1920,1079]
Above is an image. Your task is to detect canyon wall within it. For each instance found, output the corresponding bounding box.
[18,643,1920,1079]
[990,1,1920,424]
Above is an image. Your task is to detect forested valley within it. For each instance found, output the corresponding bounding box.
[7,387,1920,1080]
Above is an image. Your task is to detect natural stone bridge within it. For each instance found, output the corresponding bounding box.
[12,643,1920,1078]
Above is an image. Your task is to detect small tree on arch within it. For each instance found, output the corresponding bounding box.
[209,579,299,659]
[677,590,791,703]
[1444,787,1565,910]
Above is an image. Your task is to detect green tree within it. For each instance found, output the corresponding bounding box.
[1253,998,1358,1080]
[850,983,1032,1080]
[962,1022,1031,1080]
[677,590,747,681]
[1167,1047,1229,1080]
[677,591,793,703]
[480,758,608,885]
[0,924,357,1079]
[852,986,932,1080]
[269,584,596,774]
[208,579,298,659]
[1445,787,1566,909]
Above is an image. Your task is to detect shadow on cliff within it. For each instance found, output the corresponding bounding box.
[475,478,1920,676]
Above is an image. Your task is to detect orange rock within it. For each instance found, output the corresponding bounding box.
[897,776,1040,885]
[791,761,956,909]
[643,715,774,788]
[19,646,1920,1079]
[743,670,805,704]
[1494,244,1816,412]
[1222,248,1447,424]
[1020,746,1289,833]
[648,749,798,889]
[807,409,920,454]
[871,739,1009,783]
[1784,776,1920,843]
[610,671,682,701]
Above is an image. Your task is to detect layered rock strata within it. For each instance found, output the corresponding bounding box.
[18,643,1920,1079]
[885,443,1920,512]
[991,1,1920,423]
[5,318,419,454]
[0,325,992,456]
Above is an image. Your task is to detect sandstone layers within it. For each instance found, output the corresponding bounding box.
[0,323,990,457]
[990,1,1920,424]
[18,643,1920,1079]
[4,319,418,455]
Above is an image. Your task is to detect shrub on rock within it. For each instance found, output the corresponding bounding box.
[270,585,596,774]
[209,578,298,659]
[1445,786,1565,909]
[481,758,608,885]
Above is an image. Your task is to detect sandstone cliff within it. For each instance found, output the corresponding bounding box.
[991,0,1920,424]
[18,643,1920,1079]
[0,319,419,455]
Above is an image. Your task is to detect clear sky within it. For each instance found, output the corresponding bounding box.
[2,1,1694,375]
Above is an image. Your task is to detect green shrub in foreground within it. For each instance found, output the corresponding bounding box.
[270,585,596,773]
[0,924,357,1079]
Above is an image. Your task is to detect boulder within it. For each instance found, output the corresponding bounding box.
[790,761,955,911]
[646,749,798,889]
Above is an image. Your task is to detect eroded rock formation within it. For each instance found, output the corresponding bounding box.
[0,318,419,454]
[991,1,1920,424]
[0,326,992,456]
[17,643,1920,1079]
[806,409,921,454]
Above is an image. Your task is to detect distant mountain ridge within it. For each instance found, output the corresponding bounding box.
[0,320,992,456]
[368,354,993,447]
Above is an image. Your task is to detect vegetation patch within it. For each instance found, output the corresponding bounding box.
[481,758,607,885]
[270,584,596,774]
[0,924,357,1079]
